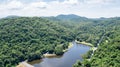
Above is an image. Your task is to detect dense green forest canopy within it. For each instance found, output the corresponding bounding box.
[73,17,120,67]
[0,15,120,67]
[0,17,74,67]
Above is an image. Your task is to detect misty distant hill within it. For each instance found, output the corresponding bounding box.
[45,14,90,23]
[3,15,20,19]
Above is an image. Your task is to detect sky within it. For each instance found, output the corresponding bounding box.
[0,0,120,18]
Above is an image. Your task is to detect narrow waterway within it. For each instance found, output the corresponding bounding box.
[29,42,90,67]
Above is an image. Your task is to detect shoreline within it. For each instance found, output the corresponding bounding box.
[16,61,34,67]
[75,40,98,60]
[17,41,94,67]
[17,42,73,67]
[75,40,97,52]
[63,42,73,52]
[43,53,57,57]
[75,40,93,47]
[44,42,73,57]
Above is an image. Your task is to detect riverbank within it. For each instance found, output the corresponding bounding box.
[43,53,57,57]
[17,42,73,67]
[17,61,34,67]
[75,40,93,47]
[63,42,73,52]
[43,42,73,57]
[75,40,98,61]
[27,42,90,67]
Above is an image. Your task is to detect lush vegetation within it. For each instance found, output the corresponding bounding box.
[0,15,120,67]
[0,17,74,67]
[73,17,120,67]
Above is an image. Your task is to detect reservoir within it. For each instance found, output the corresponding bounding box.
[29,42,90,67]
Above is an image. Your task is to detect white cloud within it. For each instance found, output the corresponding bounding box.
[29,2,48,9]
[8,0,23,9]
[0,0,24,10]
[0,0,120,18]
[63,0,79,5]
[84,0,114,4]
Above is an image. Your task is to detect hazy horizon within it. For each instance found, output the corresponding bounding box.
[0,0,120,18]
[2,14,120,19]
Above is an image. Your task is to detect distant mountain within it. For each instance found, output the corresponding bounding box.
[45,14,90,23]
[57,14,88,21]
[56,14,81,20]
[5,15,20,18]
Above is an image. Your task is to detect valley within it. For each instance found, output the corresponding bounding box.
[0,15,120,67]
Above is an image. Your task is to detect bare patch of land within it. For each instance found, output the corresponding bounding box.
[17,61,34,67]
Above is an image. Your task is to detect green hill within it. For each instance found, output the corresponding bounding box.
[0,15,120,67]
[0,17,74,67]
[73,17,120,67]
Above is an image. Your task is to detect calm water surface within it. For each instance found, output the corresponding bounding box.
[30,42,90,67]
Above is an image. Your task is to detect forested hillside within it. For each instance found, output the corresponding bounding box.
[73,17,120,67]
[0,17,74,67]
[0,15,120,67]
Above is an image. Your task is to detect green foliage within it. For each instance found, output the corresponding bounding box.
[73,60,82,67]
[0,17,74,67]
[55,45,64,55]
[73,17,120,67]
[0,16,120,67]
